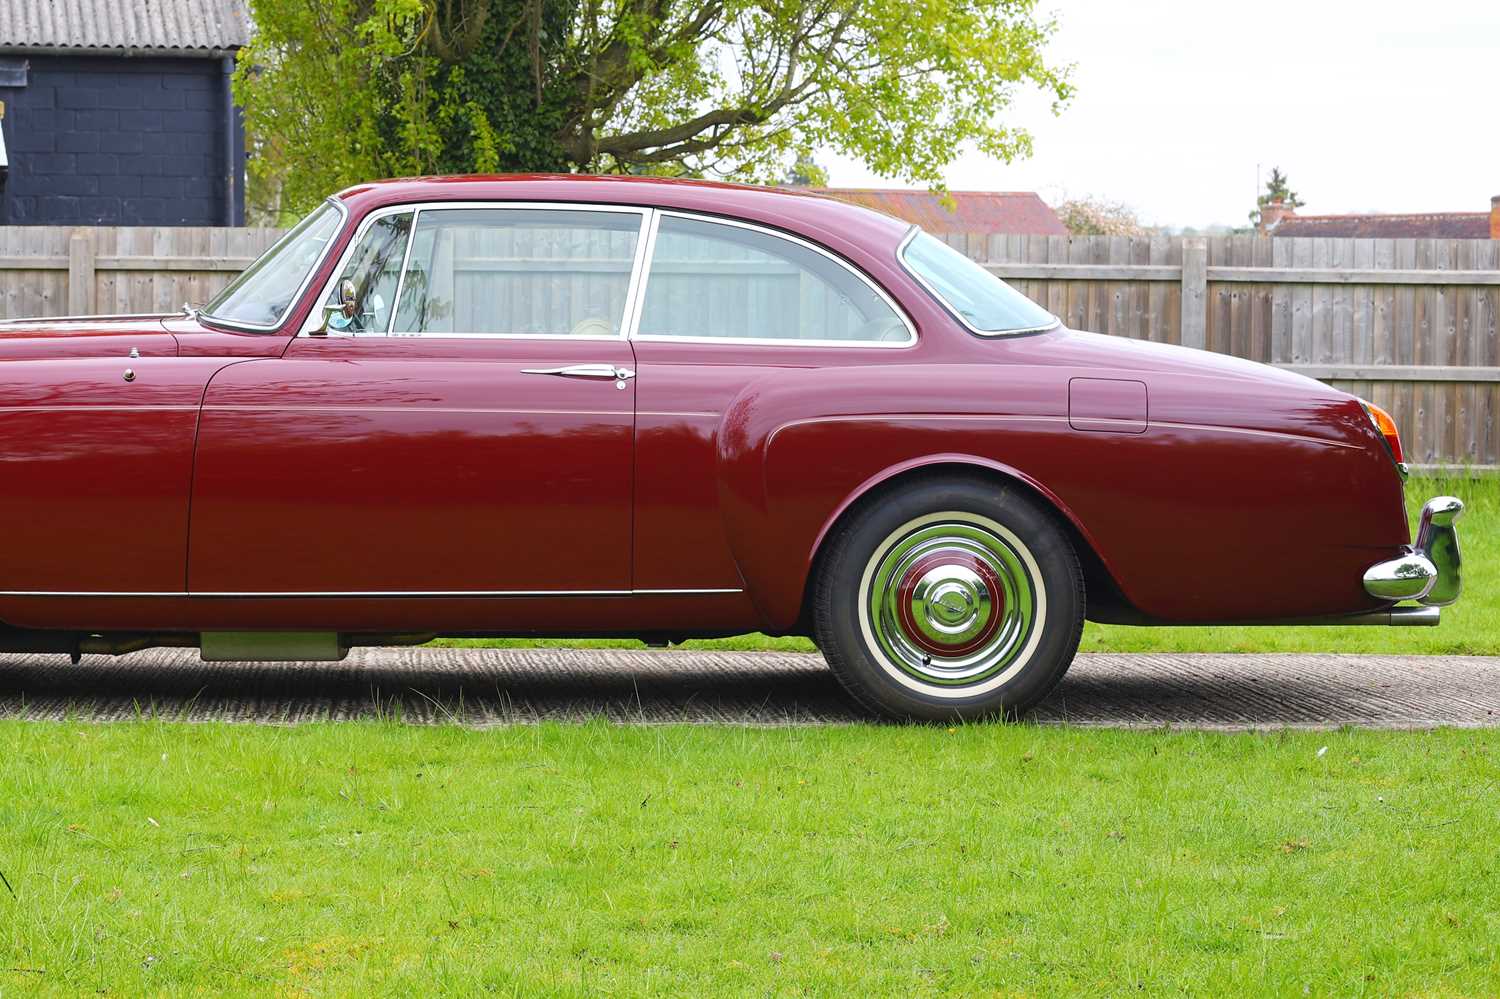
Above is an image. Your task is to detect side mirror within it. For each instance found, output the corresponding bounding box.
[337,279,358,318]
[313,279,359,336]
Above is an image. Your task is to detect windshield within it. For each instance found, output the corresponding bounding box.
[202,201,343,327]
[901,231,1058,334]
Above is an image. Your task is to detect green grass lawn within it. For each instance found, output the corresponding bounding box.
[1,722,1496,995]
[434,473,1497,657]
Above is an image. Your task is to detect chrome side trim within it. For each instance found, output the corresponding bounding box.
[629,210,918,349]
[200,198,349,333]
[386,201,422,335]
[631,333,916,349]
[520,364,634,380]
[0,405,201,414]
[619,206,658,340]
[384,332,628,342]
[201,405,630,416]
[0,588,745,598]
[761,413,1362,452]
[896,226,1062,338]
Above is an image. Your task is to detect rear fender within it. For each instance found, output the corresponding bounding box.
[713,363,1092,629]
[711,359,1407,629]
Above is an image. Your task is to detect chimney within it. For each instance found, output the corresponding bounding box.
[1491,195,1500,240]
[1259,198,1294,234]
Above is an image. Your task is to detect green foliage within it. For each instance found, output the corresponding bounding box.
[237,0,572,219]
[1248,165,1305,226]
[778,152,826,186]
[237,0,1073,219]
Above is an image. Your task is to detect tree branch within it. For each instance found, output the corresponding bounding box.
[576,4,851,167]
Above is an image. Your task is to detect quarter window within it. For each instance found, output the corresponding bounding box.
[391,208,642,336]
[323,211,412,334]
[636,216,910,343]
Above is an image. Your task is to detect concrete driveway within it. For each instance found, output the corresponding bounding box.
[1,647,1496,728]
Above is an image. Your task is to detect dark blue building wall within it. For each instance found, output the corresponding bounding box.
[0,54,245,226]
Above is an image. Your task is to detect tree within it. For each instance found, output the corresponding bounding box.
[780,154,826,187]
[1247,166,1304,227]
[236,0,1072,219]
[1054,195,1147,236]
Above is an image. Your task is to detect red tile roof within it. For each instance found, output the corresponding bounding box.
[812,188,1068,236]
[1272,212,1491,239]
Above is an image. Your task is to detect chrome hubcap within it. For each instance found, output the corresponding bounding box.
[862,515,1039,689]
[905,561,998,650]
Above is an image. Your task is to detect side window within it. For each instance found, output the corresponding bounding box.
[636,216,909,343]
[392,208,641,336]
[323,211,412,334]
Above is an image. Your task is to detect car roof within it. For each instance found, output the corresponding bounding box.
[332,174,914,257]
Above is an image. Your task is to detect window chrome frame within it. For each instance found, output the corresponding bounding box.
[200,197,349,333]
[298,200,653,341]
[896,226,1061,338]
[628,210,918,349]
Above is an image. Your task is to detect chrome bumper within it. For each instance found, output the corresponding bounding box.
[1362,496,1464,614]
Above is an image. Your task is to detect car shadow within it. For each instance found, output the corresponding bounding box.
[0,649,1483,727]
[0,650,867,724]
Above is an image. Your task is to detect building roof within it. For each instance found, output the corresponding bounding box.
[812,188,1069,236]
[0,0,250,56]
[1272,212,1491,239]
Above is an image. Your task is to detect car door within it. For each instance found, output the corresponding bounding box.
[627,211,917,593]
[188,202,647,596]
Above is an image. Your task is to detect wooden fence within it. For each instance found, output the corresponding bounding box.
[1,225,1497,468]
[0,227,283,319]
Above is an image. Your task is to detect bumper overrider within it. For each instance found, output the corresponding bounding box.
[1360,496,1465,625]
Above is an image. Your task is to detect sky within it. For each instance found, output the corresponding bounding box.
[822,0,1500,229]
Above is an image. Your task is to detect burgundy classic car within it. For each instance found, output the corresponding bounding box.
[0,175,1464,719]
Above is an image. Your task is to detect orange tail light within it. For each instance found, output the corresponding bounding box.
[1361,400,1405,466]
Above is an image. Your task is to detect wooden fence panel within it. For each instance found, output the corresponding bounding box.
[0,226,283,321]
[2,225,1498,467]
[950,233,1186,345]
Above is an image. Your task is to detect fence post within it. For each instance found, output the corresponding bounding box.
[1180,237,1208,349]
[67,231,96,316]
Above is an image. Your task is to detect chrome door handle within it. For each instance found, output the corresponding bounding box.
[521,364,636,381]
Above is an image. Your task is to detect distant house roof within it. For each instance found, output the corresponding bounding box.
[1271,212,1491,239]
[0,0,250,56]
[813,188,1068,236]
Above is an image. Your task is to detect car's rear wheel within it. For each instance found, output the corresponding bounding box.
[813,477,1084,721]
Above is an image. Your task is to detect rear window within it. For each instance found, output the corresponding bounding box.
[900,231,1058,335]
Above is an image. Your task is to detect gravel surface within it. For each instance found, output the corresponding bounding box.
[0,647,1496,729]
